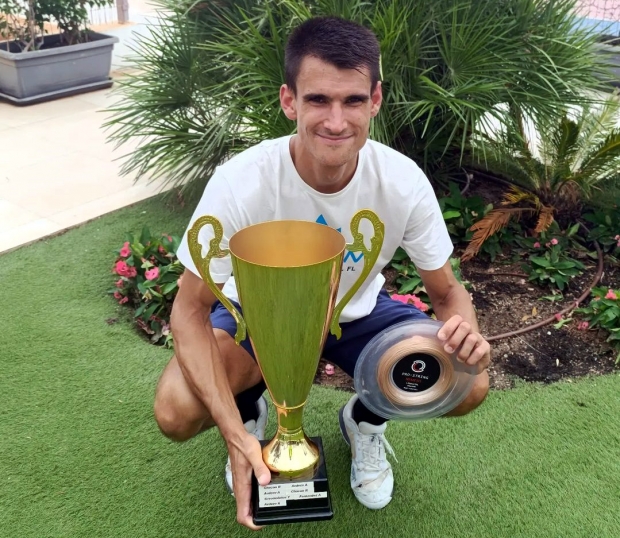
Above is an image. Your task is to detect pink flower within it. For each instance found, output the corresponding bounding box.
[145,267,160,281]
[554,313,563,321]
[167,235,172,241]
[158,245,166,254]
[119,241,131,258]
[119,296,129,305]
[577,321,589,331]
[411,296,429,312]
[115,260,129,276]
[126,266,137,278]
[391,293,429,312]
[115,279,124,288]
[325,364,334,375]
[533,242,541,248]
[615,235,620,240]
[113,291,122,300]
[605,289,617,300]
[551,238,558,245]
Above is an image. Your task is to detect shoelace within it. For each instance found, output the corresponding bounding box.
[356,432,398,473]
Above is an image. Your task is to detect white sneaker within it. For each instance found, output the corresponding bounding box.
[339,394,396,509]
[225,395,268,494]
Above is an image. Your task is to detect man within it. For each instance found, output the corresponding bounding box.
[154,16,490,530]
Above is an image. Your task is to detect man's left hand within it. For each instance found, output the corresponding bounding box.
[436,315,490,373]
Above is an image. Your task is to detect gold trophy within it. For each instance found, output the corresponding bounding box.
[188,210,384,525]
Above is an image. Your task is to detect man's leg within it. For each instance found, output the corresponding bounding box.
[323,290,489,509]
[153,327,264,442]
[444,369,489,416]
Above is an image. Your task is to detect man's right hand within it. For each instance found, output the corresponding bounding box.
[227,432,272,530]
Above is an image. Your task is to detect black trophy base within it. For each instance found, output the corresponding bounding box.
[251,437,333,525]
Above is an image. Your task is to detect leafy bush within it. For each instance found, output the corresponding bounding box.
[438,181,522,261]
[582,208,620,255]
[463,92,620,259]
[0,0,113,51]
[575,287,620,364]
[390,249,469,310]
[439,182,492,244]
[520,225,585,291]
[104,0,609,198]
[110,228,184,347]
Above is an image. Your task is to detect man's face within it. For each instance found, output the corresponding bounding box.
[280,56,382,169]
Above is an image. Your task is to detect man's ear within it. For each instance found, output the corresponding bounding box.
[280,84,297,121]
[370,81,383,118]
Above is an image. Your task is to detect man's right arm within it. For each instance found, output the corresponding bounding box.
[169,269,271,530]
[170,269,246,441]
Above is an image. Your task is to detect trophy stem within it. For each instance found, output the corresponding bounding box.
[261,403,320,477]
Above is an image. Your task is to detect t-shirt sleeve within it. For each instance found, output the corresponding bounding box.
[401,175,454,271]
[175,171,240,284]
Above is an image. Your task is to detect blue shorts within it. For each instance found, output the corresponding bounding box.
[210,289,429,378]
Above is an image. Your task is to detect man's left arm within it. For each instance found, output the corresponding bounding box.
[418,260,490,374]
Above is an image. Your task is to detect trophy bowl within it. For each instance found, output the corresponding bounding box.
[354,319,478,421]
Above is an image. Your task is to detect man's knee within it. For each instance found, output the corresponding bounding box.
[153,357,214,442]
[445,370,489,417]
[153,390,201,442]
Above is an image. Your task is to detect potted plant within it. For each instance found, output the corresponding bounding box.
[0,0,119,105]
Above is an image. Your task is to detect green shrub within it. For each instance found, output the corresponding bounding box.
[439,182,492,244]
[104,0,609,198]
[575,287,620,364]
[390,250,469,310]
[520,225,585,291]
[463,92,620,260]
[110,227,184,347]
[582,208,620,255]
[0,0,114,51]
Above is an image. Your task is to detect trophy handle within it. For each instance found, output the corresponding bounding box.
[187,215,247,344]
[330,209,385,339]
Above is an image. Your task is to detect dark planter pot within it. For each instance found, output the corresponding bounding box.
[0,31,119,106]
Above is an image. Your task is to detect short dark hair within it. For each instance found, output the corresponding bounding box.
[284,16,381,94]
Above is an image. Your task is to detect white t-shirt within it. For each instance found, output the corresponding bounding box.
[176,135,453,323]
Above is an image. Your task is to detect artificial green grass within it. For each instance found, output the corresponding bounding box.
[2,194,620,538]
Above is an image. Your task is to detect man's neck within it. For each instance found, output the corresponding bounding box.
[290,136,358,194]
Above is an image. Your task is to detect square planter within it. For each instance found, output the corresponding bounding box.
[0,31,119,106]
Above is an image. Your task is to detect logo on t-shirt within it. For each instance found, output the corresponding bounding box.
[316,214,363,268]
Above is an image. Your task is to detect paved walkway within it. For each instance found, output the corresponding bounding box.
[0,1,169,255]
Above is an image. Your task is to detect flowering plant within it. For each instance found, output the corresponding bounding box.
[575,287,620,364]
[583,209,620,255]
[391,293,430,312]
[109,226,184,347]
[521,229,585,291]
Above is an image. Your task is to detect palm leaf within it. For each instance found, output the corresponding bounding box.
[103,0,612,198]
[534,205,555,233]
[501,186,537,207]
[573,130,620,196]
[462,207,533,261]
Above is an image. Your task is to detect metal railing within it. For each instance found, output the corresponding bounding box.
[87,0,130,26]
